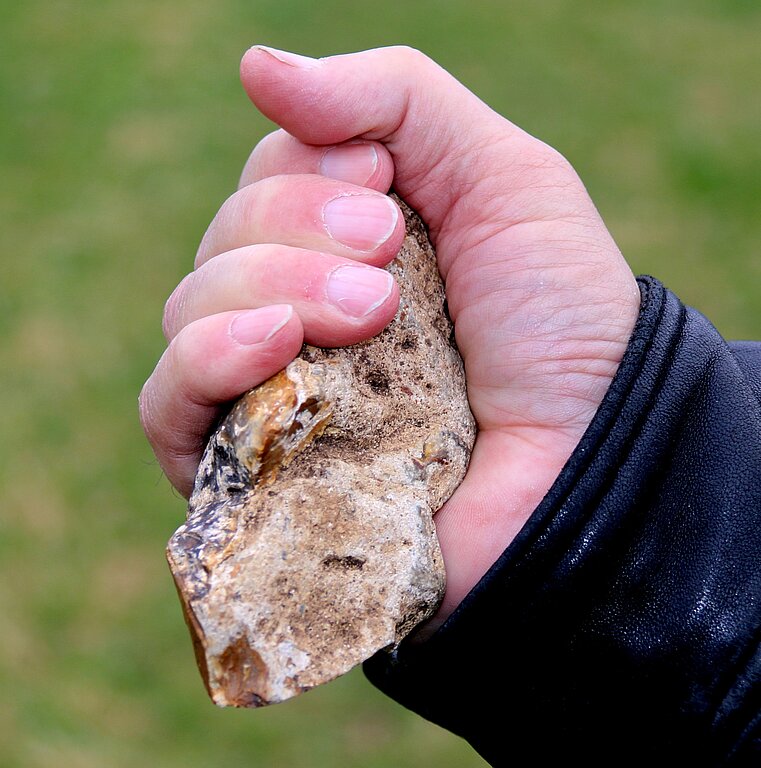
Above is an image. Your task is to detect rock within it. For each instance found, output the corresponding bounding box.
[167,196,476,708]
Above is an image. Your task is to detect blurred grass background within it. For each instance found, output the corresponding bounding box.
[1,1,760,766]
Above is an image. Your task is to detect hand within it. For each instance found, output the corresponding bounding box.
[140,46,640,629]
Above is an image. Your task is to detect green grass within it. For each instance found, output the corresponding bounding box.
[1,1,760,766]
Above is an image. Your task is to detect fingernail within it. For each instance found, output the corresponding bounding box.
[322,194,398,251]
[320,143,378,186]
[326,265,394,317]
[230,305,293,345]
[254,45,320,69]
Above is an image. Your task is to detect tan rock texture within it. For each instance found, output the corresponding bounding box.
[167,196,476,707]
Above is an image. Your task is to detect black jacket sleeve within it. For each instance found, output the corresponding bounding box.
[364,277,761,766]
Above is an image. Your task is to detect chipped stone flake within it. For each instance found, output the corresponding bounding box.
[167,196,476,707]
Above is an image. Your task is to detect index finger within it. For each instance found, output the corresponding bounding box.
[239,130,395,191]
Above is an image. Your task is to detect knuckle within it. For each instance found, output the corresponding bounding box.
[232,176,277,237]
[520,139,576,177]
[138,379,159,445]
[195,183,253,267]
[162,293,177,341]
[162,273,191,341]
[511,138,588,205]
[391,45,431,68]
[240,129,286,187]
[169,320,222,389]
[257,128,287,152]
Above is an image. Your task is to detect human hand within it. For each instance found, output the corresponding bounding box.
[140,46,640,629]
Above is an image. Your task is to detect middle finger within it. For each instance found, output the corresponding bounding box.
[195,174,404,268]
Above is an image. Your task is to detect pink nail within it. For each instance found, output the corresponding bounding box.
[230,305,293,345]
[322,194,398,251]
[320,143,378,186]
[326,265,393,317]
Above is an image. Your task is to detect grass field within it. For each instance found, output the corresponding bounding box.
[1,1,759,766]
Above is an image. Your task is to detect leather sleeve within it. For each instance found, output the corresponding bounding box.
[364,277,761,766]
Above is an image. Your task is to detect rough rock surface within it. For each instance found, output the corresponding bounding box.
[167,196,476,708]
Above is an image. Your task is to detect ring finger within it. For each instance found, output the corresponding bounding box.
[165,244,400,347]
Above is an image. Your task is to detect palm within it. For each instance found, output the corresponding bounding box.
[397,177,639,620]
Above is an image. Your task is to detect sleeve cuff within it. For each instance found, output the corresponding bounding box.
[364,276,761,765]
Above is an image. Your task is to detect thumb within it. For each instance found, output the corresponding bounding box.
[240,45,532,235]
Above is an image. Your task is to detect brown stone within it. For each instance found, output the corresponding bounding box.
[167,196,476,707]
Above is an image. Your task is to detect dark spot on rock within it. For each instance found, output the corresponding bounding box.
[321,555,366,571]
[400,336,417,350]
[366,371,390,394]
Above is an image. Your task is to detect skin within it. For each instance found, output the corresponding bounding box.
[139,45,640,632]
